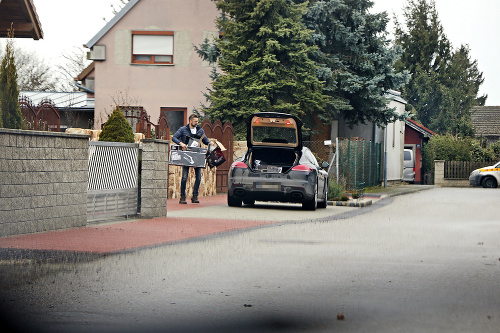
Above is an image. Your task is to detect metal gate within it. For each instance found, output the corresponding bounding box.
[87,141,140,222]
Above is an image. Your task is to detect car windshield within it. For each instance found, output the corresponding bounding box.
[252,126,297,145]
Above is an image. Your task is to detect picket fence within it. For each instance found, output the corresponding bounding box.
[444,160,496,179]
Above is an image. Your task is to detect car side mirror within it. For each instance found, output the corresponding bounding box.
[321,161,329,169]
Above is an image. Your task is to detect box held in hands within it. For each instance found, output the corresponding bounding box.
[169,145,208,168]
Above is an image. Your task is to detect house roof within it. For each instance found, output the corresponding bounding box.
[385,89,407,105]
[405,119,436,138]
[20,91,94,109]
[471,106,500,136]
[84,0,140,49]
[0,0,43,40]
[75,61,95,81]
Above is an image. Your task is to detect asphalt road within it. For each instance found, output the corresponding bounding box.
[1,187,499,333]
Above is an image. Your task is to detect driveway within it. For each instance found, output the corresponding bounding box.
[5,186,498,333]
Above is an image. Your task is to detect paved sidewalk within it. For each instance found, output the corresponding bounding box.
[0,185,434,255]
[0,195,270,254]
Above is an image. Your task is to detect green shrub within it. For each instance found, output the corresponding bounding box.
[99,107,135,143]
[422,135,500,176]
[327,179,348,201]
[489,140,500,160]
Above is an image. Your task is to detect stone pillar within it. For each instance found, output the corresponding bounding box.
[434,160,445,186]
[140,139,169,218]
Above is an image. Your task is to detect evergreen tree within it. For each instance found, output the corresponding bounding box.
[394,0,452,129]
[301,0,409,126]
[431,44,485,135]
[204,0,327,135]
[394,0,451,75]
[394,0,486,135]
[99,107,135,143]
[0,29,23,129]
[194,37,220,112]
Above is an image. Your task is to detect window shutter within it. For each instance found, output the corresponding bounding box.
[133,35,173,55]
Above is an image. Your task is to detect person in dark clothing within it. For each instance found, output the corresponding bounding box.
[172,114,212,204]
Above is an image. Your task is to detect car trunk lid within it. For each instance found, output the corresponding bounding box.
[246,112,302,150]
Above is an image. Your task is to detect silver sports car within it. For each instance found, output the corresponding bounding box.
[227,112,329,210]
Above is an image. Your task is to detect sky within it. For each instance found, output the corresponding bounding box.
[9,0,500,105]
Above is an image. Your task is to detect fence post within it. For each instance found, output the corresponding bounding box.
[434,160,445,186]
[336,137,339,183]
[347,139,351,190]
[362,141,365,188]
[354,140,358,190]
[368,142,372,187]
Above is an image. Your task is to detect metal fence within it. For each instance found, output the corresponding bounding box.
[303,140,333,164]
[335,138,382,194]
[87,141,140,222]
[305,139,382,196]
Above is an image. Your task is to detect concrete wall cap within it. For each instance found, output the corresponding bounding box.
[0,128,90,140]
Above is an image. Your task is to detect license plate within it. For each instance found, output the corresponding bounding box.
[255,182,281,190]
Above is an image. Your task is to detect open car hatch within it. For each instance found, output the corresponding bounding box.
[246,112,302,150]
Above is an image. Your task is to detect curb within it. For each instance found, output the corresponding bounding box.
[327,199,373,207]
[326,185,436,208]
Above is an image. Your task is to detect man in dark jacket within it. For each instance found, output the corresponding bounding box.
[172,114,212,204]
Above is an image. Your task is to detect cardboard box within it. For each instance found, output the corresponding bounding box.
[169,145,208,168]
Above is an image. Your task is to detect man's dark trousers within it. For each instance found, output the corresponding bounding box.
[180,166,202,197]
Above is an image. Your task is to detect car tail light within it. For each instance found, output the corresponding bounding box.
[413,168,415,172]
[232,161,247,169]
[291,164,313,172]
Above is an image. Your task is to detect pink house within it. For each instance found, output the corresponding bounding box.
[83,0,219,131]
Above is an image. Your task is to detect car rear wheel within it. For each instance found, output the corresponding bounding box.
[302,186,317,211]
[481,176,497,188]
[317,182,328,209]
[228,194,242,207]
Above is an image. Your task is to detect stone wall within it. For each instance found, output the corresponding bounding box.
[233,140,247,161]
[168,165,217,199]
[0,129,89,237]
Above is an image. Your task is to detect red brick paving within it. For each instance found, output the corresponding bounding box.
[167,194,228,211]
[0,195,276,254]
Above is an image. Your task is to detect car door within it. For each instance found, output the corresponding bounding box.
[300,148,328,199]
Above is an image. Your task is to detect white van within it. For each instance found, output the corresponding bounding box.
[403,149,415,183]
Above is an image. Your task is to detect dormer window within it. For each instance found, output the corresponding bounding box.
[132,31,174,64]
